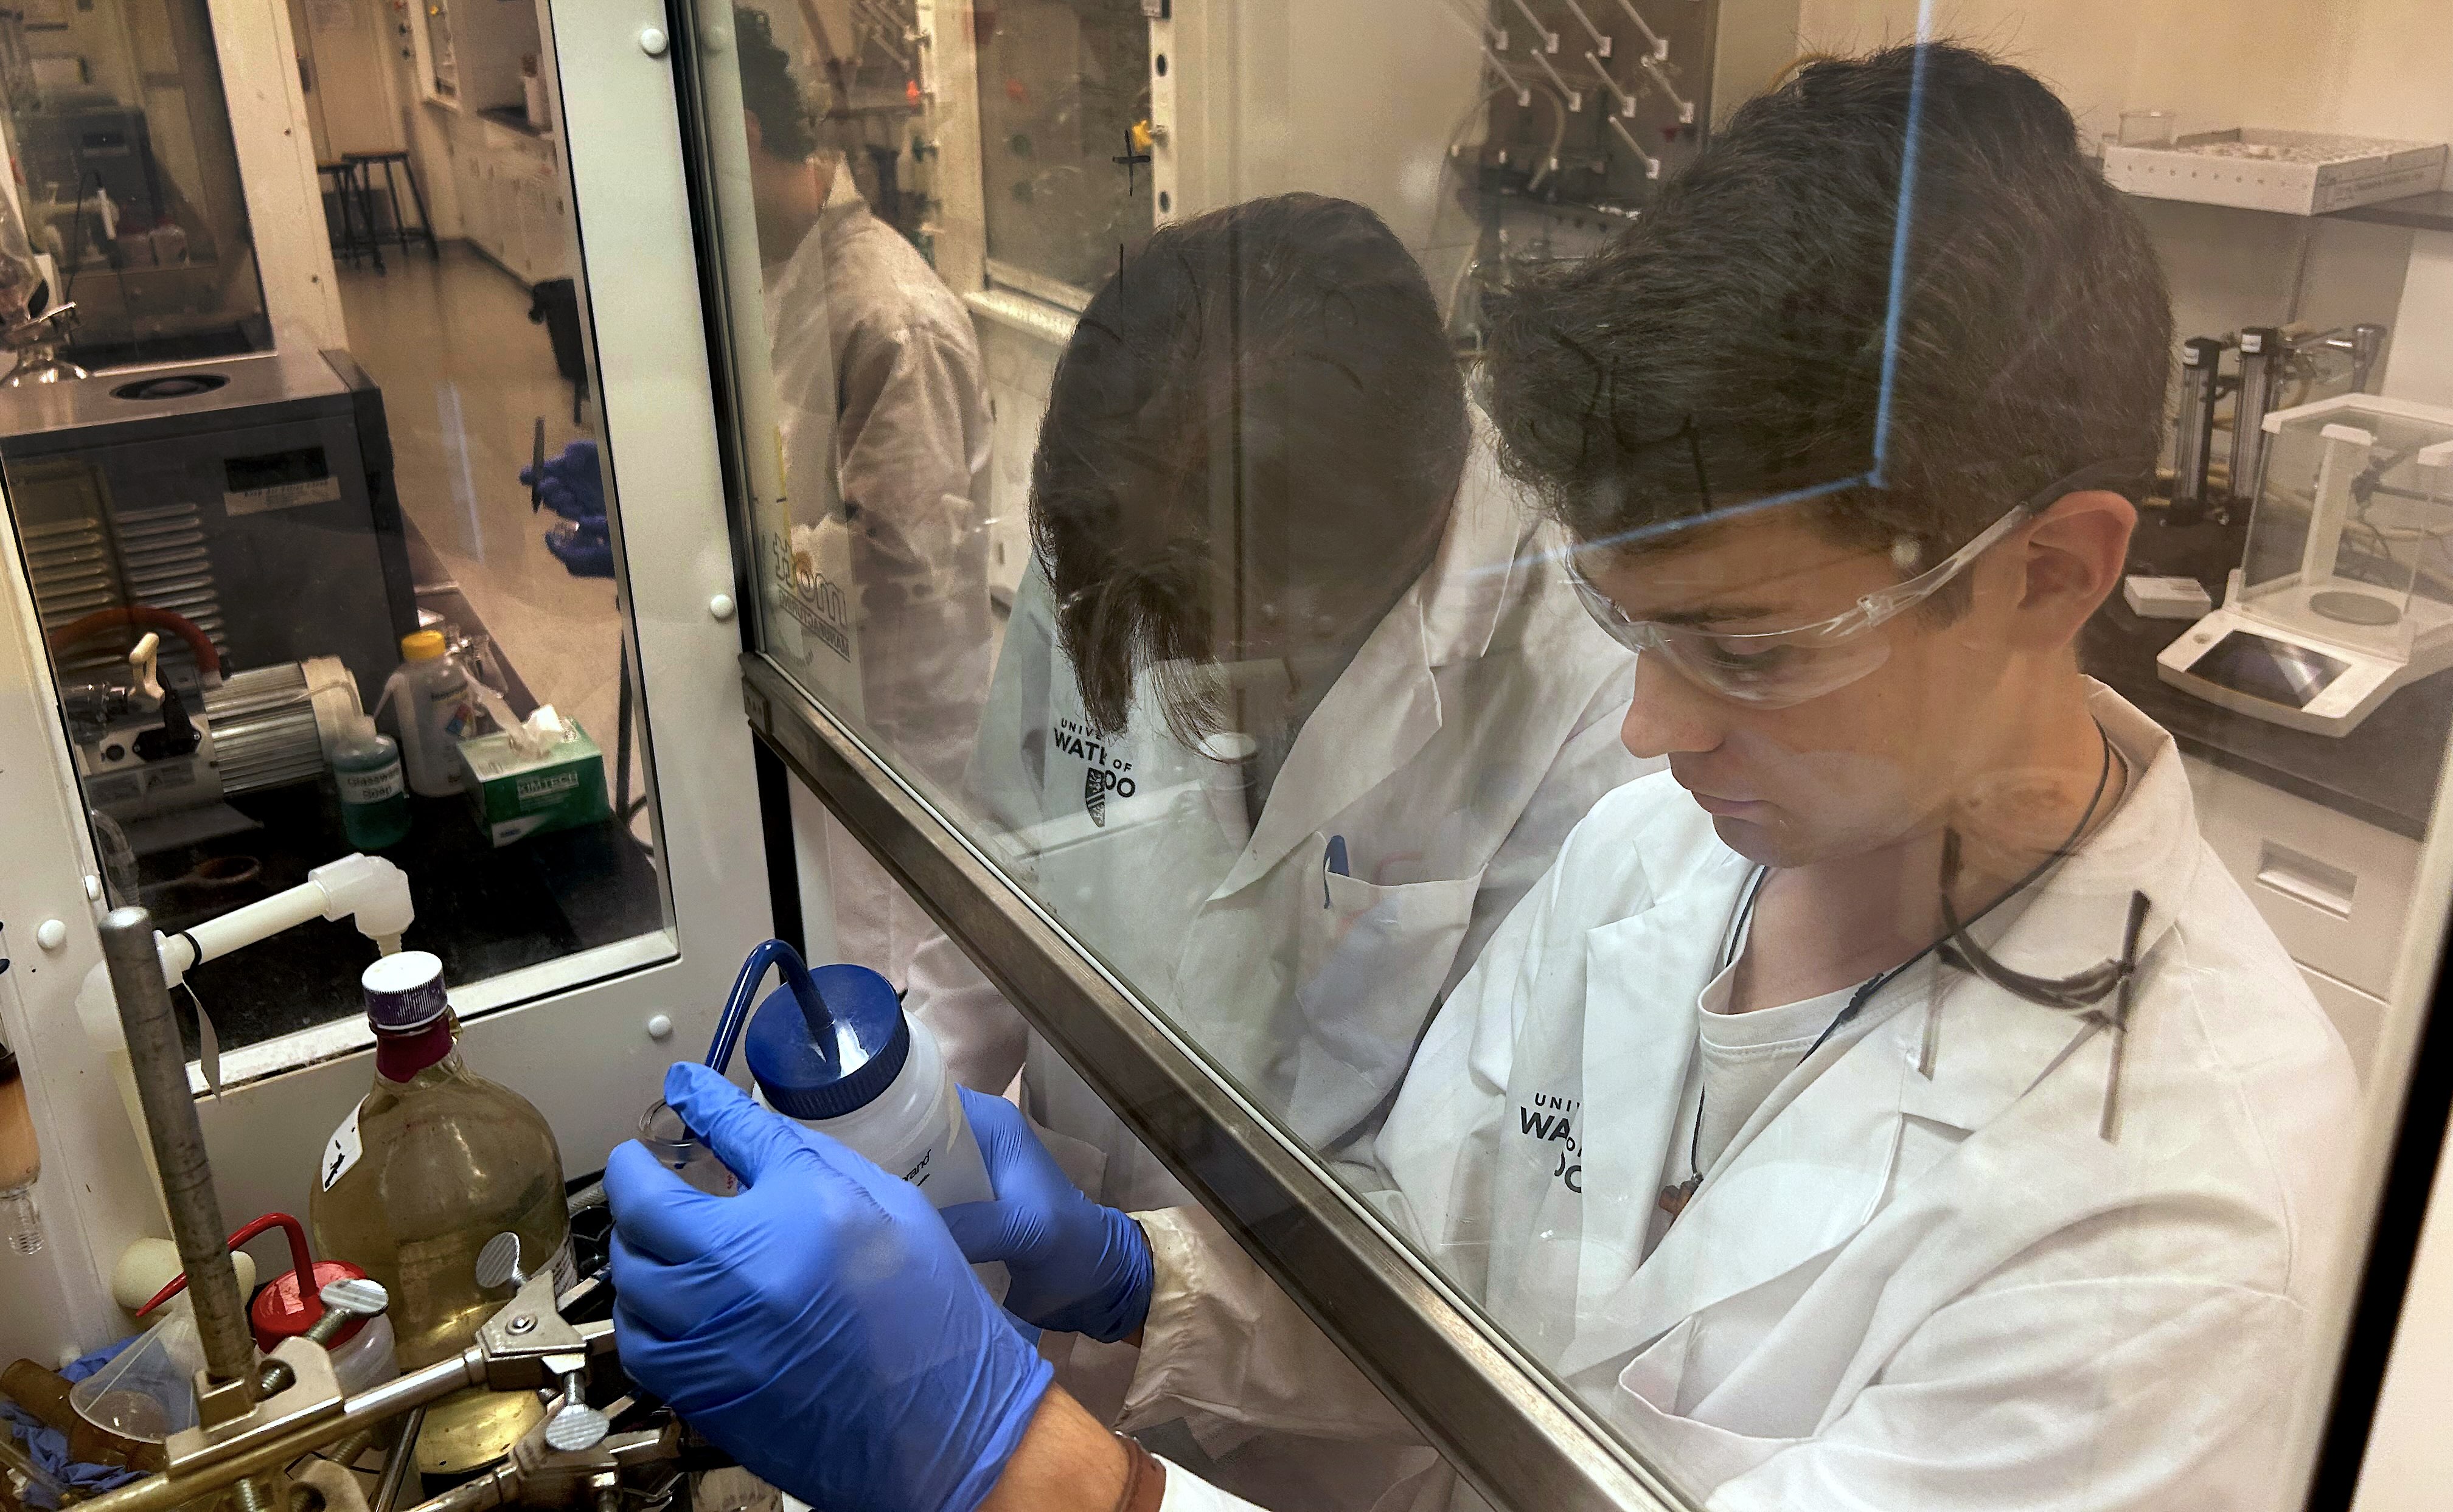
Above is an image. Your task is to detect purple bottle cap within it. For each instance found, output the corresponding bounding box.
[362,951,449,1033]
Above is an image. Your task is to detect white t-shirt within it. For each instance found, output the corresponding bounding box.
[1644,969,1866,1261]
[1693,971,1856,1170]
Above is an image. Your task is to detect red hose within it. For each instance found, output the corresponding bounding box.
[47,605,221,681]
[136,1212,317,1316]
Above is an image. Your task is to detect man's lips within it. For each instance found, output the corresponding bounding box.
[1686,789,1770,818]
[1671,769,1769,818]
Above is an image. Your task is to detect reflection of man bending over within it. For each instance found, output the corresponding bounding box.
[606,44,2361,1512]
[737,5,995,978]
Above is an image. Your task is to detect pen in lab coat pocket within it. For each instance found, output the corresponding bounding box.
[1324,834,1349,906]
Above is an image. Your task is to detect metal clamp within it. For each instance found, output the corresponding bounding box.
[169,1337,348,1476]
[395,1415,681,1512]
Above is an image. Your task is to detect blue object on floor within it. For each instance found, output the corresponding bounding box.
[2,1338,150,1510]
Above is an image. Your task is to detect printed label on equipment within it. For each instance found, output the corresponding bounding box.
[338,765,405,804]
[224,477,343,516]
[550,1238,579,1292]
[321,1099,366,1192]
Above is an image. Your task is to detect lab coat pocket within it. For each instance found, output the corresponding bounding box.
[1612,1322,1805,1493]
[1281,864,1486,1147]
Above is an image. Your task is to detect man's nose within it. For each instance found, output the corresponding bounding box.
[1621,653,1726,760]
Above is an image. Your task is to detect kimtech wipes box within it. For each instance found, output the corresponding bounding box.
[458,716,611,845]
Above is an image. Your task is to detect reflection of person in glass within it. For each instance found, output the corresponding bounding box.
[604,44,2361,1512]
[905,192,1646,1220]
[736,5,995,982]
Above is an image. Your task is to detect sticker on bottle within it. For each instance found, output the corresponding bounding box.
[549,1238,579,1292]
[338,764,405,805]
[321,1099,366,1192]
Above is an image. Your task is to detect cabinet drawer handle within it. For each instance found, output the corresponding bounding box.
[2256,841,2358,919]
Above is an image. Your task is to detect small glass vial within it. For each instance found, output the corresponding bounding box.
[638,1100,739,1196]
[1,1038,44,1256]
[332,714,411,851]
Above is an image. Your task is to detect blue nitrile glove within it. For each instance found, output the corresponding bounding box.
[940,1087,1154,1342]
[521,439,602,522]
[543,516,613,578]
[607,1063,1054,1512]
[523,440,614,579]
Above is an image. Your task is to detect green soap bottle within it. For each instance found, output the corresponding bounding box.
[333,713,411,850]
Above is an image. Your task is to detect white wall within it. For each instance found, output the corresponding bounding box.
[1793,0,2453,401]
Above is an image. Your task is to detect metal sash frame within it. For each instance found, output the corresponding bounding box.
[739,654,1682,1512]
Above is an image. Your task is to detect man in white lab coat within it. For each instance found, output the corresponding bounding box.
[908,193,1645,1208]
[900,196,1643,1500]
[604,43,2365,1512]
[737,5,996,980]
[1102,44,2365,1509]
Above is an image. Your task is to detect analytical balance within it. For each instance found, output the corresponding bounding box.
[2160,395,2453,736]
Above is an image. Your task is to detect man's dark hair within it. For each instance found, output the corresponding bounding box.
[1484,42,2171,592]
[734,6,818,162]
[1033,193,1466,737]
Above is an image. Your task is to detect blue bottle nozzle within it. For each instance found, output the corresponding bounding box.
[704,938,829,1074]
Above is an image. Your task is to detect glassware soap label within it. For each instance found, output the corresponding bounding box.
[322,1099,364,1192]
[338,765,405,805]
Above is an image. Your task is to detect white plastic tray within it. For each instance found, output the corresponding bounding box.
[2103,128,2446,215]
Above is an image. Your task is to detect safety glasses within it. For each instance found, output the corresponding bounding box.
[1562,463,2141,709]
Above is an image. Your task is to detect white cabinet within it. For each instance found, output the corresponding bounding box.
[459,149,500,255]
[444,111,572,287]
[2182,754,2420,1077]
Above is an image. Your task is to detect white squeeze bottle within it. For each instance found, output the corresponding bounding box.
[373,631,479,796]
[740,957,993,1209]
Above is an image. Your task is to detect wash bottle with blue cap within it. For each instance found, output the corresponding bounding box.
[707,940,992,1208]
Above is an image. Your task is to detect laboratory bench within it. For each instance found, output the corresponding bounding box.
[2084,512,2447,1067]
[158,782,663,1055]
[2087,512,2453,841]
[145,525,661,1057]
[476,106,554,140]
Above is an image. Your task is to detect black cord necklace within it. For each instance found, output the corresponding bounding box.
[1658,726,2126,1221]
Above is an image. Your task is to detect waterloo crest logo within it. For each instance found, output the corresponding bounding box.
[1053,716,1134,827]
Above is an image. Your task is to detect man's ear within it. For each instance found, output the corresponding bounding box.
[2006,489,2135,651]
[742,110,766,156]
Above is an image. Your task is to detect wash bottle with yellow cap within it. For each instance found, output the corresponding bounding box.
[374,630,481,796]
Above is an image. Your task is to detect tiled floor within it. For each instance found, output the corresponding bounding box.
[334,245,644,829]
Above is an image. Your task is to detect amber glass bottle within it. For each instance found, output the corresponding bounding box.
[309,952,568,1472]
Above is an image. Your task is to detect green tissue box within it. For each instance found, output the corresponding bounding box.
[458,718,611,845]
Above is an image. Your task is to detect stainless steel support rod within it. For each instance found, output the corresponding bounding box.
[102,906,256,1392]
[371,1407,428,1512]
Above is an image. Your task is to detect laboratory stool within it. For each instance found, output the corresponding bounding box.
[344,150,440,262]
[316,161,383,272]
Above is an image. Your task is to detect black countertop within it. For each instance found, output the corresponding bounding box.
[159,783,665,1053]
[145,520,661,1055]
[2083,512,2453,840]
[2329,190,2453,234]
[476,106,553,140]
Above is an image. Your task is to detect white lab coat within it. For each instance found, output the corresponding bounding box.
[767,170,996,983]
[1127,684,2362,1512]
[909,417,1648,1215]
